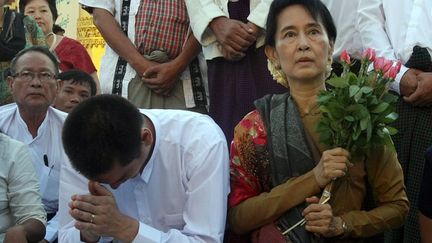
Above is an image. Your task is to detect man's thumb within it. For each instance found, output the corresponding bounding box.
[88,181,111,196]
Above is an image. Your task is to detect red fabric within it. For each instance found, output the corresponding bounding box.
[54,37,97,74]
[228,110,269,208]
[134,0,189,59]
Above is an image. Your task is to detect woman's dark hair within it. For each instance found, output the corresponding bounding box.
[19,0,58,22]
[265,0,337,47]
[62,94,144,179]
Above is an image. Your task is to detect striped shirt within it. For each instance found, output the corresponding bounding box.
[135,1,189,59]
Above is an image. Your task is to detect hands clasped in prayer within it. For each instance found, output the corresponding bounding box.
[69,181,138,242]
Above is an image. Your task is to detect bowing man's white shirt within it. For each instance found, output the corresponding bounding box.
[58,109,230,243]
[357,0,432,93]
[0,103,68,242]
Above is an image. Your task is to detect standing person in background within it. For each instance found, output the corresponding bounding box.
[79,0,208,113]
[186,0,286,142]
[322,0,363,76]
[419,147,432,243]
[357,1,432,242]
[0,46,69,243]
[0,0,46,105]
[53,70,96,113]
[20,0,101,93]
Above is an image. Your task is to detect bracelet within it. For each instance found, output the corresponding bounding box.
[341,220,348,233]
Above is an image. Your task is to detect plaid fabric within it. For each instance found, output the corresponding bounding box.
[135,0,189,59]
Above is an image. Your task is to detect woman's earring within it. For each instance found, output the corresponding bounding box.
[267,60,289,88]
[326,58,333,78]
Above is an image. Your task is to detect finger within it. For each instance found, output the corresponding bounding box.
[89,181,112,197]
[70,208,95,223]
[224,38,250,52]
[69,199,96,214]
[73,194,109,206]
[74,219,99,233]
[403,93,419,104]
[305,224,329,234]
[303,203,331,214]
[327,147,350,157]
[305,218,332,228]
[305,196,320,204]
[222,46,245,59]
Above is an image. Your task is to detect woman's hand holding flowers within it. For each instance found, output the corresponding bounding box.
[313,148,351,188]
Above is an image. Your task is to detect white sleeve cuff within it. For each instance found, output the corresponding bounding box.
[131,222,162,243]
[390,65,409,95]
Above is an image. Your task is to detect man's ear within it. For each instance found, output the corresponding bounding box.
[265,45,280,67]
[7,76,14,91]
[56,80,63,93]
[141,128,153,146]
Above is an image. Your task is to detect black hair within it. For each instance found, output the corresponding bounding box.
[58,70,96,96]
[52,24,65,34]
[19,0,58,22]
[62,94,144,179]
[265,0,337,47]
[9,45,59,75]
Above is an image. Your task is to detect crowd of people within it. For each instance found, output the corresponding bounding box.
[0,0,431,242]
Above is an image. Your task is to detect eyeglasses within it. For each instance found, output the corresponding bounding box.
[12,70,56,83]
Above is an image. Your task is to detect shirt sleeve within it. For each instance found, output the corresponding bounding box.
[357,0,404,94]
[419,148,432,218]
[185,0,227,46]
[55,38,97,74]
[8,139,47,227]
[247,0,272,29]
[228,111,322,234]
[58,160,90,243]
[78,0,115,15]
[44,213,59,242]
[340,144,409,237]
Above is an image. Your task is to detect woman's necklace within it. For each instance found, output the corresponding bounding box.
[46,32,57,51]
[299,102,321,118]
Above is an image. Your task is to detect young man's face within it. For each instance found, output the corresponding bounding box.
[53,80,92,113]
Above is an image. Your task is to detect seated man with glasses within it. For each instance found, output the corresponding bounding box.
[0,46,69,243]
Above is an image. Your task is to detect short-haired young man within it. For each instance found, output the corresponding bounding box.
[53,69,96,113]
[59,94,229,242]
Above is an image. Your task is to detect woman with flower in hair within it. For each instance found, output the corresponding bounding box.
[228,0,408,242]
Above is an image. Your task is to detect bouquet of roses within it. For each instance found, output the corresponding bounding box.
[317,48,401,155]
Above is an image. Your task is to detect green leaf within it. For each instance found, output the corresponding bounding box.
[354,91,363,103]
[360,86,373,94]
[371,102,389,113]
[344,115,355,122]
[327,77,349,88]
[381,93,399,103]
[317,94,332,104]
[349,85,360,97]
[366,120,373,142]
[360,117,369,130]
[382,112,399,123]
[384,126,398,135]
